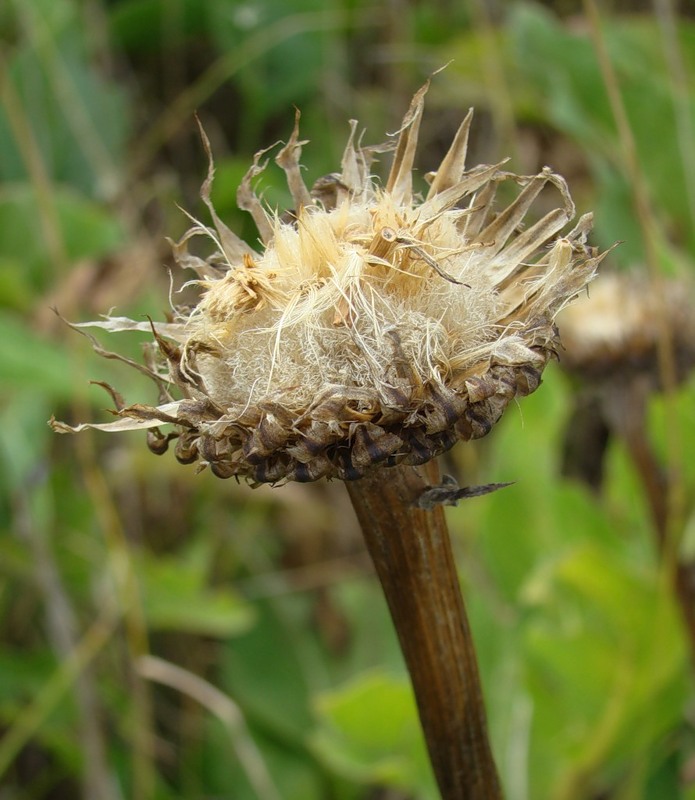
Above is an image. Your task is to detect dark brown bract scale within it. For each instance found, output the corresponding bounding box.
[136,357,544,483]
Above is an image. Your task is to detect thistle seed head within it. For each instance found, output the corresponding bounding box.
[557,272,695,387]
[52,84,605,484]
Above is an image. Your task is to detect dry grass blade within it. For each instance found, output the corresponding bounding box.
[138,656,283,800]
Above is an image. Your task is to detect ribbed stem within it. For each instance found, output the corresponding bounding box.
[345,460,502,799]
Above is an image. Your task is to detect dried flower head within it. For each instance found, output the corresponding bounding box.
[52,84,604,484]
[558,271,695,386]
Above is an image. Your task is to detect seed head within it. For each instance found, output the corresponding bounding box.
[558,272,695,387]
[52,84,605,484]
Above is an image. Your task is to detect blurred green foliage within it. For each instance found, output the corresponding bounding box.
[2,1,695,798]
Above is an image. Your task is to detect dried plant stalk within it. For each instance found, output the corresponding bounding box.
[347,460,501,799]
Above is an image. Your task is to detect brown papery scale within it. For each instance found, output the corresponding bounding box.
[52,83,605,799]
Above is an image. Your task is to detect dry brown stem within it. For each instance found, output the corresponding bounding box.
[346,460,502,800]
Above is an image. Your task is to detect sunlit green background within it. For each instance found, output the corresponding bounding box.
[2,1,695,798]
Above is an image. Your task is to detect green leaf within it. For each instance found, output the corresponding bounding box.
[0,312,83,400]
[311,670,437,799]
[205,0,328,114]
[201,715,327,800]
[110,0,209,52]
[137,543,255,637]
[508,4,695,258]
[523,540,687,796]
[1,0,131,197]
[0,648,82,771]
[220,599,316,740]
[0,184,124,294]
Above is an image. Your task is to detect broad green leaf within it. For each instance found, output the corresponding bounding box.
[523,541,687,796]
[136,543,255,637]
[220,599,316,741]
[311,670,436,799]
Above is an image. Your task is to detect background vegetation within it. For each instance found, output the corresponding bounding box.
[2,1,695,798]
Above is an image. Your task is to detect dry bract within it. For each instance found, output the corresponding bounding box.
[52,84,605,484]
